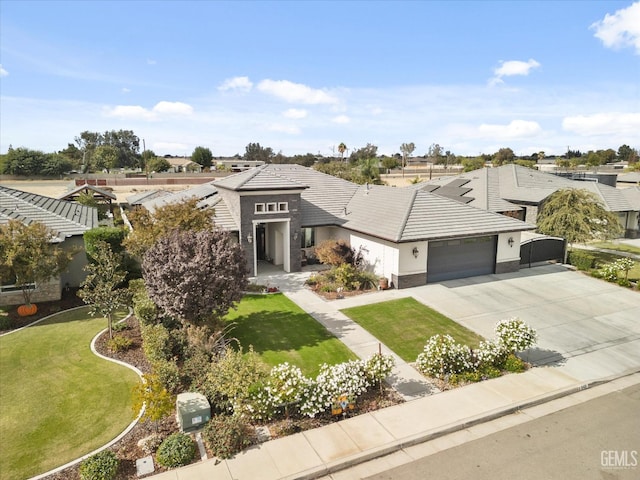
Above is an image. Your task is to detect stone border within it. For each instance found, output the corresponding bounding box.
[25,309,145,480]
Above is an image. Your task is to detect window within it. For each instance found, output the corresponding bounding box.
[255,203,265,213]
[301,228,315,248]
[278,202,288,212]
[267,203,277,212]
[255,201,289,214]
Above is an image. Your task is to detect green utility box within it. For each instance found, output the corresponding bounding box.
[176,392,211,432]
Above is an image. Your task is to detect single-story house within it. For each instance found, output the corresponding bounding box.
[139,164,535,288]
[167,157,203,173]
[415,164,640,239]
[0,185,98,305]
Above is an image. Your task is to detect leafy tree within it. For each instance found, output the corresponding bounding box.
[349,143,377,164]
[381,156,399,171]
[462,157,485,172]
[141,149,156,175]
[132,373,175,431]
[537,188,623,261]
[514,159,536,169]
[427,143,444,166]
[41,154,72,176]
[124,198,215,258]
[74,129,140,170]
[191,146,213,168]
[147,157,171,173]
[290,153,317,167]
[244,143,274,162]
[617,144,639,164]
[78,241,131,339]
[1,147,47,175]
[358,157,382,184]
[492,147,515,166]
[92,145,120,172]
[142,229,248,328]
[0,220,74,306]
[84,227,127,260]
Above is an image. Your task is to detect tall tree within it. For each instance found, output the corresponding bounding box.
[0,220,75,308]
[349,143,377,164]
[92,145,120,172]
[142,229,248,328]
[191,146,213,168]
[338,142,347,161]
[492,147,515,166]
[244,143,274,162]
[78,241,131,339]
[537,188,623,262]
[124,198,215,258]
[400,142,415,177]
[427,143,444,167]
[461,157,485,172]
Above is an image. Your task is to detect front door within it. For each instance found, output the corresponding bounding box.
[256,225,266,261]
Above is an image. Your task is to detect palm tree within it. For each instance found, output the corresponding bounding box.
[338,142,347,162]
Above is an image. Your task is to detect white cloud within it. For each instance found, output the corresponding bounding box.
[257,79,338,104]
[105,101,193,120]
[490,59,541,85]
[121,87,131,93]
[218,76,253,92]
[478,120,542,139]
[562,112,640,136]
[332,115,350,124]
[0,65,8,77]
[266,123,301,134]
[591,2,640,54]
[283,108,307,119]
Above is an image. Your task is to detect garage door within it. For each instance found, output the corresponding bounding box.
[427,236,497,282]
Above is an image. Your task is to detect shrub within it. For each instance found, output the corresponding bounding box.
[141,323,174,363]
[0,316,13,331]
[315,240,356,266]
[474,339,506,369]
[106,335,133,352]
[203,414,255,459]
[134,297,158,325]
[617,278,632,288]
[79,450,118,480]
[599,262,619,282]
[568,250,596,270]
[415,334,475,379]
[152,359,182,394]
[364,353,395,385]
[615,257,635,280]
[502,353,526,372]
[156,433,196,468]
[333,263,360,290]
[111,321,129,332]
[494,318,537,354]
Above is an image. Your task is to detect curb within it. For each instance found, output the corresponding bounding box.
[281,368,640,480]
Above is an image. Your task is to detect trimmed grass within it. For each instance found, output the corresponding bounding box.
[224,294,356,377]
[573,248,640,281]
[341,297,484,362]
[0,307,139,480]
[587,241,640,256]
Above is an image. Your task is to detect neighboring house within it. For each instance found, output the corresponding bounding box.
[617,171,640,188]
[0,185,98,304]
[415,164,640,239]
[167,157,203,173]
[215,159,265,172]
[139,164,534,288]
[126,189,172,207]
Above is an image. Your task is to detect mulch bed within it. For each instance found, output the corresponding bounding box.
[16,296,403,479]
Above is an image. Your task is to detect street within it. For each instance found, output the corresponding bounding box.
[365,383,640,480]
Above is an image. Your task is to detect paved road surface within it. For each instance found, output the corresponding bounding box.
[364,384,640,480]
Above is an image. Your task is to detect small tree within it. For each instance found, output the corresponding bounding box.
[0,220,74,307]
[314,240,357,266]
[78,241,130,339]
[132,373,175,432]
[191,146,213,168]
[142,228,248,328]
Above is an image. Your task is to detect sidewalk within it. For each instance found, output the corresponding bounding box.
[148,369,640,480]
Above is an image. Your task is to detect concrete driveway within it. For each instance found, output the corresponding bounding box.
[407,265,640,382]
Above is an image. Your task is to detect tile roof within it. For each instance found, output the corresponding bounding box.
[0,185,98,239]
[126,189,172,205]
[59,183,117,200]
[214,165,308,191]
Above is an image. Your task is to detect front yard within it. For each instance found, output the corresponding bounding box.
[0,307,138,480]
[341,297,484,362]
[224,293,357,376]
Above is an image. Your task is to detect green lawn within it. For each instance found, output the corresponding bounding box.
[224,294,356,377]
[341,297,484,362]
[573,248,640,281]
[0,307,139,480]
[586,241,640,256]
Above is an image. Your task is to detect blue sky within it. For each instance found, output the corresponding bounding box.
[1,1,639,158]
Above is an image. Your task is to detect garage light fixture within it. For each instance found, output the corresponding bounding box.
[412,246,419,258]
[247,234,253,244]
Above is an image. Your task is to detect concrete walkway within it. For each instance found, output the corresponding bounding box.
[146,265,640,480]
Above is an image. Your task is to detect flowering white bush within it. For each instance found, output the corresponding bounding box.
[599,262,619,282]
[474,339,505,368]
[364,353,395,384]
[244,354,396,420]
[494,318,537,353]
[415,334,475,379]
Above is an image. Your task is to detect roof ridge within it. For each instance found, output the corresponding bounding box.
[396,188,419,242]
